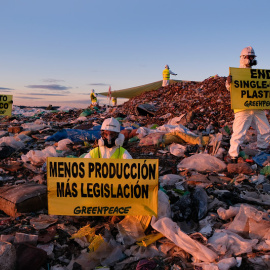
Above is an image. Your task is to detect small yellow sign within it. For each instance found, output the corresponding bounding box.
[0,95,13,116]
[47,157,159,216]
[230,67,270,110]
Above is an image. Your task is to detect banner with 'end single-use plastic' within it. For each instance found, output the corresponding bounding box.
[47,157,159,216]
[0,95,13,116]
[230,67,270,110]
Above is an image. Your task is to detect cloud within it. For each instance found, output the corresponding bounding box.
[27,93,69,96]
[18,96,43,100]
[42,78,65,83]
[25,84,71,90]
[88,83,110,86]
[0,87,13,91]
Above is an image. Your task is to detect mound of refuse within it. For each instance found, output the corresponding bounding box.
[119,76,234,128]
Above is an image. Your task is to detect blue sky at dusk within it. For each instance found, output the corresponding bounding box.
[1,0,270,108]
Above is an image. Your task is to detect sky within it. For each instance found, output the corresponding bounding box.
[1,0,270,108]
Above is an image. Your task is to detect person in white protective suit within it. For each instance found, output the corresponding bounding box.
[84,117,132,159]
[162,64,177,87]
[226,46,270,163]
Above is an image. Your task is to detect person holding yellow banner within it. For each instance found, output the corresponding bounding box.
[226,46,270,163]
[84,117,132,159]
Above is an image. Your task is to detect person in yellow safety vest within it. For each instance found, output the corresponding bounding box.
[90,89,98,105]
[162,64,177,87]
[84,117,132,159]
[226,46,270,163]
[112,97,117,106]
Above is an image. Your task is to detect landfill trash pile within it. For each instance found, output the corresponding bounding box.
[118,76,235,128]
[0,77,270,270]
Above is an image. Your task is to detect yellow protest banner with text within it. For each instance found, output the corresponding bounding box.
[230,67,270,110]
[0,95,13,116]
[47,157,159,216]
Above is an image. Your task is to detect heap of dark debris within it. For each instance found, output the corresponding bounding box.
[0,76,270,270]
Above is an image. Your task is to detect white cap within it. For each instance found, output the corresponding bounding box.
[101,117,120,132]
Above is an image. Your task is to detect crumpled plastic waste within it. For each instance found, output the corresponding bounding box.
[253,152,270,167]
[260,165,270,176]
[227,204,270,239]
[217,206,240,220]
[151,217,218,262]
[177,154,227,172]
[208,229,258,256]
[138,132,165,146]
[116,216,145,245]
[171,187,208,223]
[21,146,58,166]
[56,138,74,151]
[46,127,101,143]
[168,143,186,157]
[159,174,184,187]
[0,136,25,149]
[194,257,238,270]
[21,120,48,131]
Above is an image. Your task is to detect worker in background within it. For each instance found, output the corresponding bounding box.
[84,117,132,159]
[162,64,177,87]
[112,97,117,106]
[90,89,98,106]
[226,46,270,163]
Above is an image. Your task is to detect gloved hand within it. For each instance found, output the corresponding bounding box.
[227,75,232,84]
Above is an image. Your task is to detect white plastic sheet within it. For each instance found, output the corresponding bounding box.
[21,146,58,166]
[227,204,270,240]
[151,217,218,262]
[0,136,25,149]
[169,143,186,157]
[159,174,183,187]
[177,154,227,173]
[56,138,74,151]
[208,229,258,256]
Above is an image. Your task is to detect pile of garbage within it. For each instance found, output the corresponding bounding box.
[119,76,235,128]
[0,76,270,270]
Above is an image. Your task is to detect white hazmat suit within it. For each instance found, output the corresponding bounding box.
[226,46,270,158]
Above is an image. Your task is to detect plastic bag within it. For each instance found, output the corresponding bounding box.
[177,154,226,173]
[208,229,258,256]
[151,217,218,262]
[159,174,183,187]
[21,146,58,166]
[171,187,208,222]
[217,206,240,220]
[46,127,102,143]
[116,216,145,245]
[0,136,25,149]
[79,108,93,117]
[227,204,270,240]
[168,143,186,157]
[56,138,74,151]
[138,132,165,146]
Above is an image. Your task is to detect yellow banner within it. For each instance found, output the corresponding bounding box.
[230,67,270,110]
[0,95,13,116]
[47,157,159,216]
